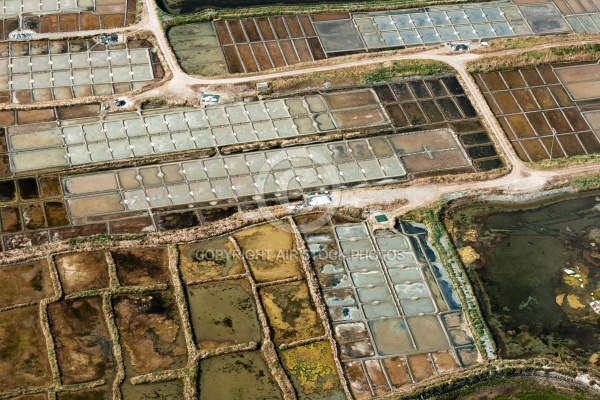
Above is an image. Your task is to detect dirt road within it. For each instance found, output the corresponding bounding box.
[40,0,600,213]
[139,0,600,212]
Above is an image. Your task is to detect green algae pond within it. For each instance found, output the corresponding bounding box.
[446,191,600,367]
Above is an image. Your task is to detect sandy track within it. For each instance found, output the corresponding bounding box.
[28,0,600,214]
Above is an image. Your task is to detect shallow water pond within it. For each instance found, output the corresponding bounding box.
[281,341,346,400]
[447,192,600,365]
[199,351,282,400]
[121,380,184,400]
[187,280,261,349]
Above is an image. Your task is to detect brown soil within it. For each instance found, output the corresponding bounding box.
[293,213,335,235]
[228,20,246,43]
[17,109,55,124]
[59,14,78,32]
[45,202,69,228]
[22,204,46,231]
[431,350,460,374]
[222,46,244,74]
[114,82,132,94]
[407,353,435,382]
[233,221,303,283]
[382,357,412,388]
[54,251,109,295]
[521,139,549,162]
[112,247,168,286]
[100,14,125,30]
[113,292,187,375]
[311,13,349,21]
[214,20,233,45]
[0,259,54,309]
[40,15,59,33]
[343,361,371,400]
[0,110,15,125]
[324,90,376,110]
[256,18,276,41]
[299,15,316,36]
[179,237,245,284]
[11,394,46,400]
[152,61,165,79]
[251,42,273,70]
[39,176,63,198]
[457,347,479,367]
[272,17,289,40]
[56,104,100,120]
[0,306,51,392]
[494,91,522,115]
[109,216,155,234]
[48,297,114,384]
[260,281,324,345]
[285,16,303,38]
[364,359,390,396]
[80,13,101,31]
[308,39,325,60]
[237,43,259,73]
[505,114,536,138]
[293,39,312,63]
[279,40,299,65]
[265,41,286,68]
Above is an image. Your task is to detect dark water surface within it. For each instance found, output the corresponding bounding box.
[448,192,600,365]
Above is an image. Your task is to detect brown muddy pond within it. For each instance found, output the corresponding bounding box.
[447,191,600,366]
[121,380,184,400]
[199,351,282,400]
[187,280,261,349]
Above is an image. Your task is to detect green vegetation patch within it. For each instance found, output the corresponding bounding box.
[280,341,345,399]
[468,44,600,73]
[271,59,455,93]
[362,60,454,84]
[551,43,600,56]
[260,281,324,345]
[572,174,600,191]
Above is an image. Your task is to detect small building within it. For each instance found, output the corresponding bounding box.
[98,34,119,44]
[449,43,469,52]
[8,30,34,40]
[256,82,269,92]
[201,93,220,104]
[374,214,389,223]
[306,194,332,206]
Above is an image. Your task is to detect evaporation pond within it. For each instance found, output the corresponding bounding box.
[187,281,261,347]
